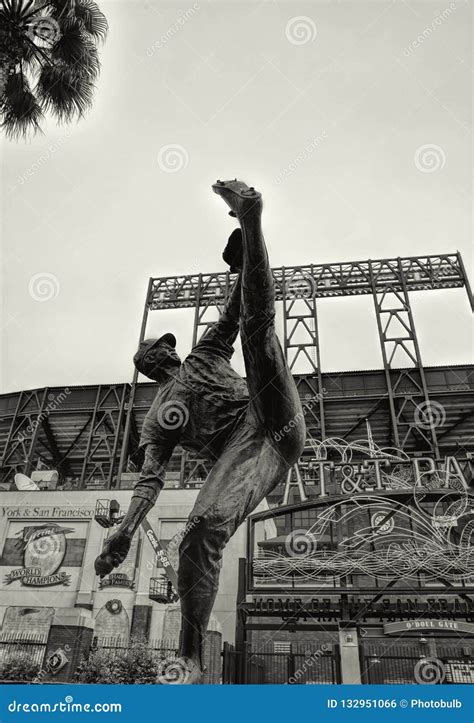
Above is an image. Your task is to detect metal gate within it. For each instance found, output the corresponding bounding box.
[223,641,340,684]
[0,632,47,670]
[361,643,474,684]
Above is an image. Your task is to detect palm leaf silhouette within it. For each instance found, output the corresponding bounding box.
[0,0,107,138]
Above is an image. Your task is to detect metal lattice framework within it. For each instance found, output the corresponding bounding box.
[125,252,473,480]
[0,253,472,489]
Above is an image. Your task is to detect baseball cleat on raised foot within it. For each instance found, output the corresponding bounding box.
[212,179,262,219]
[94,530,132,577]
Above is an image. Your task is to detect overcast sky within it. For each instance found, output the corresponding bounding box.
[1,0,472,393]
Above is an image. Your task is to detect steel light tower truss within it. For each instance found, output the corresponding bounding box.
[0,253,472,489]
[120,252,472,479]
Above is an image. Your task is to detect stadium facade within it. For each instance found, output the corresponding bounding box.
[0,252,473,684]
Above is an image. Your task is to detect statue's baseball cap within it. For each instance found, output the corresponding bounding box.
[133,333,177,373]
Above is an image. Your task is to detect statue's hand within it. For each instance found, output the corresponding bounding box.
[94,529,132,577]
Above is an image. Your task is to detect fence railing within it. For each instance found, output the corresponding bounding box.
[223,641,340,684]
[361,644,474,684]
[93,636,178,657]
[0,631,47,669]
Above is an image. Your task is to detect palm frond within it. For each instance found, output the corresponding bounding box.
[51,18,100,79]
[47,0,76,19]
[74,0,108,41]
[1,0,107,138]
[37,61,94,121]
[1,70,43,138]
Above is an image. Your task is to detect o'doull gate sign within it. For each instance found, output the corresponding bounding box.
[384,620,474,635]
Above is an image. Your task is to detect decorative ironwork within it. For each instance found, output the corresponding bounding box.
[252,488,474,586]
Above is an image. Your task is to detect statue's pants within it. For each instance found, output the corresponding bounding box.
[177,281,305,665]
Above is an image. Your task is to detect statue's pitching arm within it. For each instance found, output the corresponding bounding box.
[193,275,242,355]
[94,439,177,578]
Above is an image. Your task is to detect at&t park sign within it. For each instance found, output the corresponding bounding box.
[282,453,471,502]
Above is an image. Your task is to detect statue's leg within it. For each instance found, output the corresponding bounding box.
[213,180,305,465]
[177,414,289,681]
[172,181,306,682]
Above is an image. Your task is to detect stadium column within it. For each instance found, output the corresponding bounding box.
[369,258,439,457]
[338,626,362,684]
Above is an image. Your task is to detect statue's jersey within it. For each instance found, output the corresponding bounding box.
[139,323,249,464]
